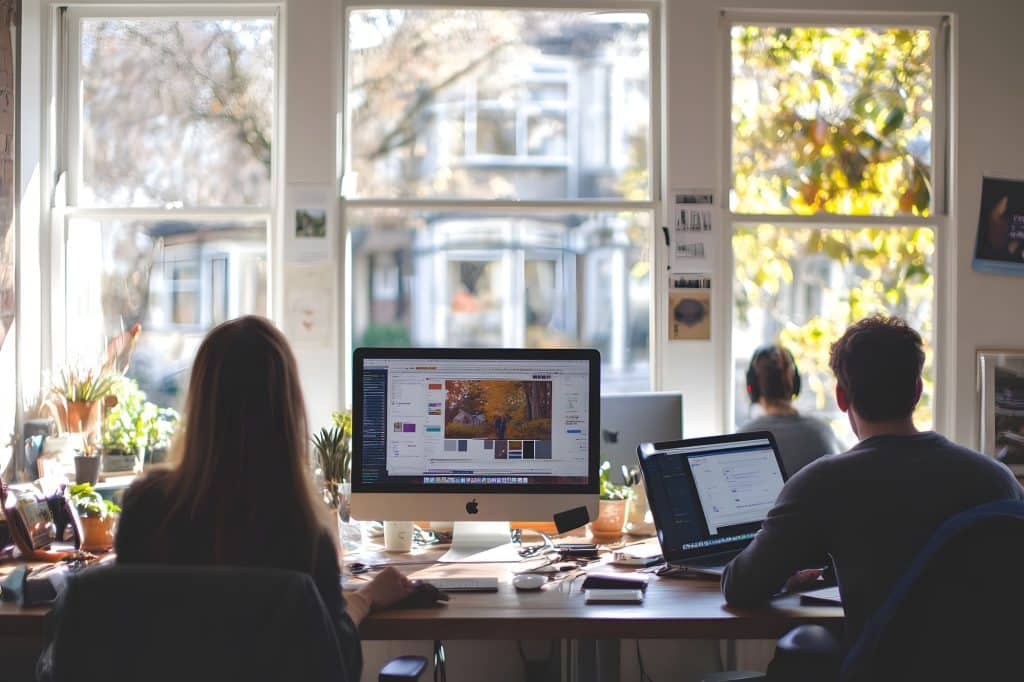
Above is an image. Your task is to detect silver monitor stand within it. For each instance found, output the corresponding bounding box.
[438,521,521,563]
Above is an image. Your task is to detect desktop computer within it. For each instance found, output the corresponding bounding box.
[351,347,601,561]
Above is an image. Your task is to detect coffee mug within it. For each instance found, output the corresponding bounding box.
[383,521,414,553]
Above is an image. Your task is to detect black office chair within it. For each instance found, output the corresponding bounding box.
[705,499,1024,682]
[35,564,427,682]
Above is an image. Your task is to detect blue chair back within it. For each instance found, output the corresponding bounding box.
[841,500,1024,681]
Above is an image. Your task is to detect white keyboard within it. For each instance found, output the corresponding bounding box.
[426,577,499,592]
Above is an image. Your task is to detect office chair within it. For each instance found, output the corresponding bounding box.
[705,499,1024,682]
[36,564,427,682]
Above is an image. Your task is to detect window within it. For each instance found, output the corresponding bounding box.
[59,11,276,408]
[729,21,946,440]
[345,8,656,392]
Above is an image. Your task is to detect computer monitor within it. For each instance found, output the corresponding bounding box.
[351,347,601,560]
[600,392,683,479]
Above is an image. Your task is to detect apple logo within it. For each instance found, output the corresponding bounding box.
[465,499,479,515]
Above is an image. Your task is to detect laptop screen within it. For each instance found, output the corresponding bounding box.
[638,432,786,561]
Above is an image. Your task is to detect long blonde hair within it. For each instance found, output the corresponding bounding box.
[161,316,334,567]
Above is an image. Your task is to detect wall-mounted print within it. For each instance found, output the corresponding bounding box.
[978,349,1024,475]
[973,177,1024,276]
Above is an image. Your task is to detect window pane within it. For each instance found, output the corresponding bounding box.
[80,18,275,207]
[66,218,267,408]
[731,26,933,216]
[348,209,650,391]
[348,9,650,200]
[732,225,935,442]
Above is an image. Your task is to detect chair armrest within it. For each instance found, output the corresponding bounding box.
[379,655,428,681]
[776,624,841,658]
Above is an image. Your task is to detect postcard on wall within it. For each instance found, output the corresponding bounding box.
[978,349,1024,475]
[973,177,1024,276]
[671,189,714,270]
[286,184,335,263]
[284,262,334,348]
[668,273,711,341]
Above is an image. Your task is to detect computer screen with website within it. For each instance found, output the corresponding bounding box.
[352,349,599,493]
[639,434,785,557]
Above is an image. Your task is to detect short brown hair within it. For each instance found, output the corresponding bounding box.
[829,315,925,421]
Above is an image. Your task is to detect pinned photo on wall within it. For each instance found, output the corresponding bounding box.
[670,189,714,271]
[973,177,1024,276]
[284,262,333,348]
[286,184,335,263]
[668,274,711,341]
[295,208,327,239]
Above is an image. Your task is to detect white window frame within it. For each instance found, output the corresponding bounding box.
[48,4,282,369]
[339,1,663,400]
[720,11,953,433]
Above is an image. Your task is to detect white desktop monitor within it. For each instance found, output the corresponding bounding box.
[351,348,601,530]
[600,392,683,479]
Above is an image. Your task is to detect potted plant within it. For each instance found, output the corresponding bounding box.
[46,368,119,485]
[313,411,361,550]
[590,461,631,535]
[102,377,179,473]
[69,483,120,552]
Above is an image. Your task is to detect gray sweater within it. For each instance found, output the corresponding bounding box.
[722,431,1024,644]
[739,412,844,477]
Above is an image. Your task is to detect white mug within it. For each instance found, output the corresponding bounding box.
[383,521,414,553]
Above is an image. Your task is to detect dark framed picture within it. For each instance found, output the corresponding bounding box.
[978,350,1024,475]
[973,176,1024,275]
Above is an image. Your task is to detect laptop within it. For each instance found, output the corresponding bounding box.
[637,432,787,577]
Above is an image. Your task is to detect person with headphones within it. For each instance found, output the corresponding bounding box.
[739,343,844,477]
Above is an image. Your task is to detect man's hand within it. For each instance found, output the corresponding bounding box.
[783,568,823,593]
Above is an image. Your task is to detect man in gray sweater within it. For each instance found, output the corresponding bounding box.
[722,315,1024,646]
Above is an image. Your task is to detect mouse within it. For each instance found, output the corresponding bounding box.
[513,574,547,591]
[392,580,451,609]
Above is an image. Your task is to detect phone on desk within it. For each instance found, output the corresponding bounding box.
[1,478,82,559]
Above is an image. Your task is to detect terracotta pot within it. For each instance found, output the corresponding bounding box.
[65,400,102,438]
[590,499,627,535]
[80,514,117,552]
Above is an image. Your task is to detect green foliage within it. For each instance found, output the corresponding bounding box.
[731,26,933,217]
[598,461,631,501]
[51,368,117,403]
[733,225,935,430]
[69,483,121,519]
[359,324,412,348]
[312,425,351,484]
[102,377,180,453]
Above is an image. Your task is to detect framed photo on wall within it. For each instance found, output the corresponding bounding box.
[973,177,1024,276]
[978,349,1024,475]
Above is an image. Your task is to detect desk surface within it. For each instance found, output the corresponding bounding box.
[353,540,843,641]
[0,539,844,643]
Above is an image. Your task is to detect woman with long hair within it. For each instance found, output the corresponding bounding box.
[115,316,412,678]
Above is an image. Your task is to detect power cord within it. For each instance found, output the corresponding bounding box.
[636,640,655,682]
[433,640,447,682]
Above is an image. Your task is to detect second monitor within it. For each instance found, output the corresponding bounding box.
[351,347,601,559]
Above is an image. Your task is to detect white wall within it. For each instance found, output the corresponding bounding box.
[17,0,1024,679]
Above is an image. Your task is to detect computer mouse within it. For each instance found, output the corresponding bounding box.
[392,580,450,609]
[513,574,547,591]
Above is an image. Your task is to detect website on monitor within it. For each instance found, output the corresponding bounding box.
[359,358,591,487]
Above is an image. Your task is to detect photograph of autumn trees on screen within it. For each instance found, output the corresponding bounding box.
[444,380,552,440]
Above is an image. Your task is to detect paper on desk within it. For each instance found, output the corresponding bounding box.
[799,586,842,606]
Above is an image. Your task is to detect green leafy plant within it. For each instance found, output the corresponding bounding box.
[313,426,351,484]
[102,377,180,454]
[69,483,121,519]
[598,461,631,501]
[51,367,118,403]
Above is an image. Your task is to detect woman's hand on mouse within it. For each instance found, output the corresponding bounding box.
[360,566,415,610]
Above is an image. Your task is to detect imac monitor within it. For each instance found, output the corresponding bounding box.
[600,392,683,478]
[351,348,601,536]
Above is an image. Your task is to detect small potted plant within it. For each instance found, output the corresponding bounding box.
[46,368,119,485]
[102,377,179,473]
[590,461,632,536]
[69,483,120,551]
[312,411,361,550]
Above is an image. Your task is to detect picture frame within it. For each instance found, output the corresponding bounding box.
[977,349,1024,475]
[972,176,1024,276]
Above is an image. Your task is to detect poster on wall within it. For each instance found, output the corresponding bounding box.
[973,176,1024,276]
[284,262,334,348]
[978,349,1024,475]
[670,189,714,271]
[667,274,711,341]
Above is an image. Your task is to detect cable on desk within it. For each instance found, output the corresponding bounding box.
[636,640,655,682]
[433,639,447,682]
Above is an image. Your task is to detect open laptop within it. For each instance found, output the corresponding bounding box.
[637,432,787,577]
